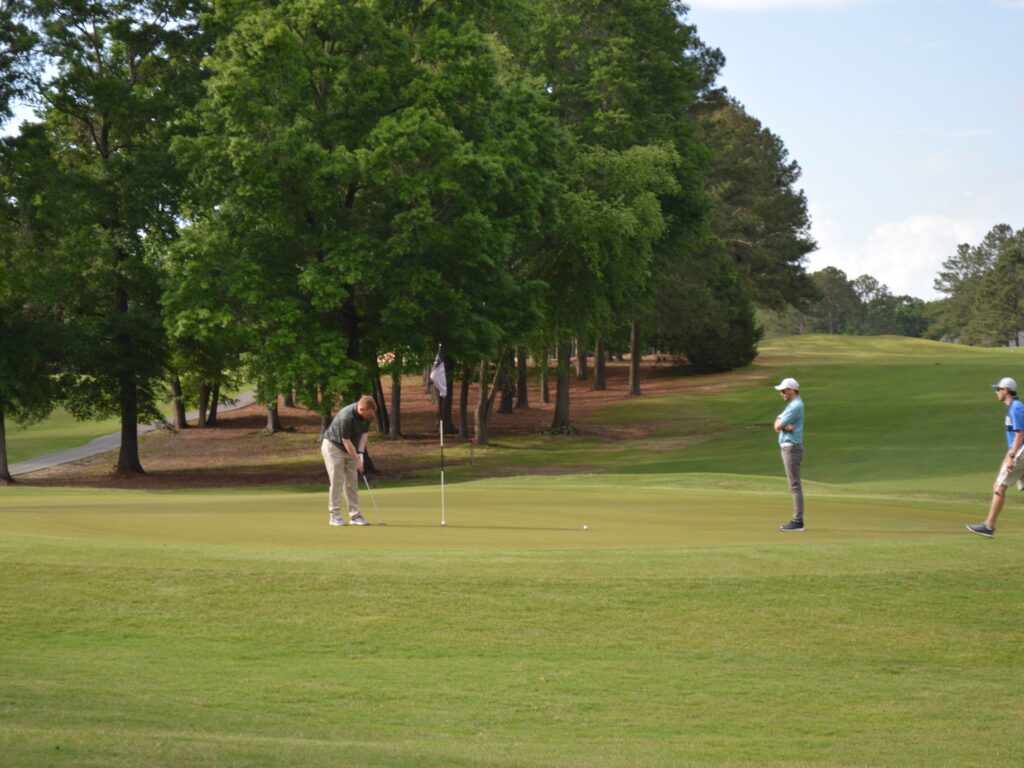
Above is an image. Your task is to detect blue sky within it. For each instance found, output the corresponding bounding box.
[685,0,1024,299]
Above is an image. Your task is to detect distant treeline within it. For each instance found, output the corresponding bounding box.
[761,223,1024,345]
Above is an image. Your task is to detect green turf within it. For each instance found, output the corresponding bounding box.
[4,387,250,465]
[3,408,123,465]
[2,336,1024,766]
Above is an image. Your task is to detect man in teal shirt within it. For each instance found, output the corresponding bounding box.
[774,377,805,532]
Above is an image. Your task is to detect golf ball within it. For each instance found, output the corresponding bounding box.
[441,521,447,527]
[583,524,589,530]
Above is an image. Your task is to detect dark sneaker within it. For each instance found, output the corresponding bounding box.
[966,523,994,538]
[779,520,805,532]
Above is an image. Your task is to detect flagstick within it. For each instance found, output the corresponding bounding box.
[440,403,446,527]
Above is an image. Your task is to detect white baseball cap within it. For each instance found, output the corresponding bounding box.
[992,377,1018,391]
[774,377,800,391]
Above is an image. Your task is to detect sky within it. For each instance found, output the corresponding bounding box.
[684,0,1024,299]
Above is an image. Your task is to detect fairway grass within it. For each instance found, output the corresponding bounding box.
[3,336,1024,766]
[2,479,1023,766]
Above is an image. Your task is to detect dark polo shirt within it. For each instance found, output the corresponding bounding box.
[323,402,371,450]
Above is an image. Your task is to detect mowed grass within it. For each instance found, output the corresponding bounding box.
[3,408,123,465]
[3,335,1024,766]
[4,387,249,464]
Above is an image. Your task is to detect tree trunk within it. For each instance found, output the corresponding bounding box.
[266,400,282,433]
[498,349,515,414]
[549,341,576,434]
[540,350,551,404]
[283,388,295,408]
[0,404,14,484]
[474,358,504,446]
[516,347,529,408]
[629,319,642,397]
[458,364,471,438]
[389,362,402,439]
[207,381,220,427]
[371,360,390,435]
[576,336,588,380]
[593,334,607,391]
[197,382,210,428]
[116,376,144,474]
[171,374,188,429]
[113,252,144,473]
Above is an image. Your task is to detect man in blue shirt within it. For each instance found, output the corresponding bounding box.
[774,377,805,532]
[967,377,1024,538]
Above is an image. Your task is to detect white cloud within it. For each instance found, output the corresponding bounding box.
[808,208,988,298]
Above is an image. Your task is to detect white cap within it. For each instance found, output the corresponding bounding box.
[774,377,800,391]
[993,377,1018,391]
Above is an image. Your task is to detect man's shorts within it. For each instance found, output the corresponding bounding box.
[996,459,1024,489]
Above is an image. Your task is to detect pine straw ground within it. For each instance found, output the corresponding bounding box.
[18,358,752,490]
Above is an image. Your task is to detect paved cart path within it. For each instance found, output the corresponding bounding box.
[10,391,258,477]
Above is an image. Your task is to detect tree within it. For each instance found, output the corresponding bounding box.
[931,224,1014,342]
[508,0,720,425]
[646,239,760,373]
[31,0,208,474]
[892,296,930,338]
[967,229,1024,346]
[0,0,36,123]
[700,97,817,311]
[181,0,556,438]
[851,274,891,335]
[807,267,859,334]
[0,127,68,482]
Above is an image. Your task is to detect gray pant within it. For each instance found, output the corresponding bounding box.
[780,444,804,521]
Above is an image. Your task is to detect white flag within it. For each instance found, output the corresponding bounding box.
[430,347,447,398]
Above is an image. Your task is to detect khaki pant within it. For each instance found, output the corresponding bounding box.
[321,439,360,519]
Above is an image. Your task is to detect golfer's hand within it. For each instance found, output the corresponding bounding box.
[357,454,365,474]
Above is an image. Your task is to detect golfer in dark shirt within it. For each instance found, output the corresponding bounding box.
[321,395,376,526]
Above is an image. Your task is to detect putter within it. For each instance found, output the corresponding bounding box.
[362,473,385,525]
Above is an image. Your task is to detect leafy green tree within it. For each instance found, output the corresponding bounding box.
[851,274,890,334]
[700,97,817,311]
[0,127,69,482]
[509,0,720,421]
[807,267,859,334]
[931,224,1014,342]
[967,229,1024,346]
[0,0,35,123]
[30,0,208,474]
[180,0,555,440]
[892,296,930,338]
[646,238,760,373]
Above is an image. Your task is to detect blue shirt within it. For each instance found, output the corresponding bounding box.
[1004,398,1024,449]
[777,396,804,445]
